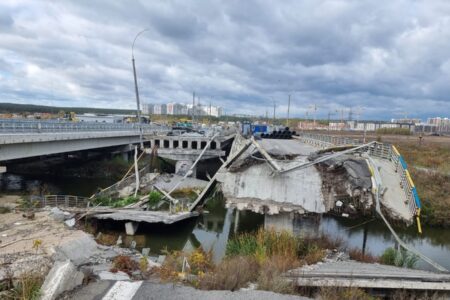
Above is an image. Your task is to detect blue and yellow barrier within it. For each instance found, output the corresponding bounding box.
[391,145,422,234]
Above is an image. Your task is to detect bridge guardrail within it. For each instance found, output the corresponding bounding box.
[30,195,89,208]
[0,119,170,134]
[296,132,421,221]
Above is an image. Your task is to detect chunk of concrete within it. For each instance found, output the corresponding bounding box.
[64,218,76,228]
[125,222,139,236]
[98,270,130,281]
[40,260,84,300]
[50,207,65,221]
[54,233,99,266]
[118,186,134,198]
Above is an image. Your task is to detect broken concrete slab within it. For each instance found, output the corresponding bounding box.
[98,270,130,281]
[219,158,325,214]
[54,232,99,266]
[40,259,84,300]
[94,210,199,225]
[153,173,208,191]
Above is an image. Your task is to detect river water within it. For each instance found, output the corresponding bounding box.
[1,172,449,271]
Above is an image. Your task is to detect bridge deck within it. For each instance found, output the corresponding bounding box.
[93,210,199,224]
[372,157,412,221]
[285,260,450,291]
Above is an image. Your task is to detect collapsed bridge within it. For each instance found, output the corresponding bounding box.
[215,132,422,231]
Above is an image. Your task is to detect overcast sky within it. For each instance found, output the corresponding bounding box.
[1,0,450,120]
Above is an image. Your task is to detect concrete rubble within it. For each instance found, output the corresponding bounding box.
[0,205,157,299]
[217,138,330,215]
[217,135,407,221]
[40,260,84,300]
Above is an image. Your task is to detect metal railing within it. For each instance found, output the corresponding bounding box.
[296,132,421,220]
[0,119,170,134]
[30,194,89,208]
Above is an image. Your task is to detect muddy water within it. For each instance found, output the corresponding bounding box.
[0,172,115,197]
[2,172,449,271]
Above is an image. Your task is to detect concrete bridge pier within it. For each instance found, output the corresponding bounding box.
[264,212,295,233]
[125,222,139,236]
[175,160,196,177]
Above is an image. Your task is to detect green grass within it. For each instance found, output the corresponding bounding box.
[376,127,411,135]
[396,142,450,226]
[148,191,163,207]
[111,196,139,208]
[92,195,139,208]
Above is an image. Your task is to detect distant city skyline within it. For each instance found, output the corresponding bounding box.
[142,102,224,117]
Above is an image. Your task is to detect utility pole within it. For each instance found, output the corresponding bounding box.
[265,109,268,124]
[327,111,336,131]
[131,29,149,149]
[273,101,276,124]
[286,94,291,128]
[309,104,317,128]
[209,100,212,125]
[192,91,195,123]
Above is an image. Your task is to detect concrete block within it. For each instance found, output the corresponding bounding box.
[54,233,99,266]
[125,222,139,236]
[64,218,76,228]
[50,207,65,221]
[40,260,84,300]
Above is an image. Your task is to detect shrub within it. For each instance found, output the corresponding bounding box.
[111,255,139,276]
[348,248,379,263]
[7,272,44,300]
[159,248,214,281]
[317,286,374,300]
[197,256,259,291]
[226,233,260,257]
[380,247,418,268]
[91,195,112,206]
[111,196,139,208]
[148,191,163,207]
[257,255,298,294]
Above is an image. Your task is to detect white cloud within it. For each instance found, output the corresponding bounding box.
[0,0,449,119]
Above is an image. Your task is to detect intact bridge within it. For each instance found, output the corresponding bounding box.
[0,119,235,174]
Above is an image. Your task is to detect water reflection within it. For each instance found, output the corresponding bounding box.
[0,172,115,197]
[4,171,448,271]
[94,195,264,262]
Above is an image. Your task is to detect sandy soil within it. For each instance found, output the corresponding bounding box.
[0,195,21,208]
[0,212,85,255]
[0,198,89,280]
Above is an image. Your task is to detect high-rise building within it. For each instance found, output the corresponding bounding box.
[142,103,154,115]
[167,103,186,115]
[144,102,223,117]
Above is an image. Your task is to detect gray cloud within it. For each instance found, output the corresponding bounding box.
[0,0,450,120]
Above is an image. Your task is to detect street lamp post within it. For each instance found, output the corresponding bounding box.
[131,29,149,149]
